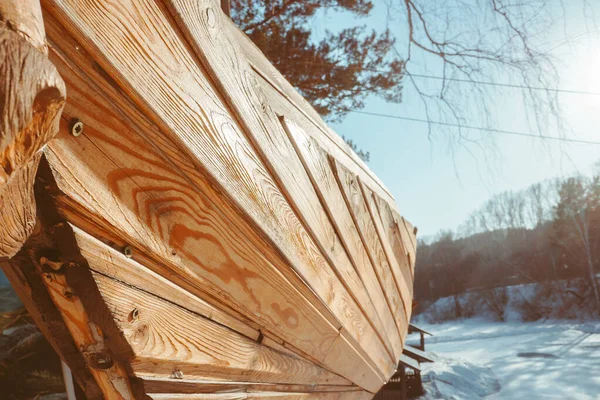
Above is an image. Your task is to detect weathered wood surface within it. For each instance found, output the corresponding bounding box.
[0,0,417,397]
[0,0,65,258]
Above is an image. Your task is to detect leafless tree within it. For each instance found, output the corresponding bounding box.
[384,0,599,151]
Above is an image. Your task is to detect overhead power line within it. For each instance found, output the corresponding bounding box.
[406,73,600,96]
[295,60,600,96]
[350,110,600,145]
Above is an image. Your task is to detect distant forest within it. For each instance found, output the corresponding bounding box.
[415,168,600,316]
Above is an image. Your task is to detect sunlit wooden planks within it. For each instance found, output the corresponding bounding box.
[227,22,394,208]
[149,392,372,400]
[373,196,414,295]
[361,183,412,320]
[44,51,345,381]
[40,16,385,392]
[141,378,359,395]
[332,160,409,341]
[43,0,390,388]
[165,0,393,377]
[83,246,347,386]
[282,118,403,362]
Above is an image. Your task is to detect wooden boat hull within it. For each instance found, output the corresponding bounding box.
[0,0,417,398]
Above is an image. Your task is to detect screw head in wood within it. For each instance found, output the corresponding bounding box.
[87,352,113,369]
[70,119,84,137]
[123,245,133,258]
[129,308,140,322]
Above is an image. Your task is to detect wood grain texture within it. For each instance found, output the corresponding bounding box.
[373,196,414,292]
[72,226,260,342]
[0,12,65,257]
[0,0,47,53]
[282,118,403,362]
[165,0,393,377]
[360,183,412,321]
[332,159,408,341]
[228,22,393,208]
[39,249,135,399]
[43,0,391,389]
[91,270,349,386]
[149,392,372,400]
[2,159,143,399]
[41,37,359,383]
[392,211,417,275]
[141,377,358,395]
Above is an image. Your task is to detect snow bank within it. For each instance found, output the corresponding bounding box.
[419,353,500,400]
[413,320,600,399]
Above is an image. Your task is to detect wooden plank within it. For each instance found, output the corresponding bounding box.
[228,22,394,208]
[73,226,260,341]
[408,324,432,336]
[149,392,373,400]
[37,30,382,389]
[282,118,402,362]
[91,270,350,386]
[360,183,412,320]
[393,211,417,272]
[141,377,358,394]
[398,354,420,371]
[165,0,393,376]
[373,197,414,287]
[331,160,408,341]
[402,345,434,364]
[43,0,392,387]
[3,163,144,399]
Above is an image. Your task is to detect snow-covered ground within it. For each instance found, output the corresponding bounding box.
[409,319,600,399]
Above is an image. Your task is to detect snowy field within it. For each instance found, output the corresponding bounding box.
[409,320,600,399]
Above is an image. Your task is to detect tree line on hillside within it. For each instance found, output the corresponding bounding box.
[415,170,600,318]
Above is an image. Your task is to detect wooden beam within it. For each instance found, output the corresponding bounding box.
[3,157,143,399]
[0,0,65,258]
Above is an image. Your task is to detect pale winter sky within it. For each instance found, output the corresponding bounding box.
[313,1,600,238]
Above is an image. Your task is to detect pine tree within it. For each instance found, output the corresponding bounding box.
[231,0,404,121]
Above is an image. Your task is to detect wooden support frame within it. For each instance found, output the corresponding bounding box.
[0,0,66,259]
[2,157,143,399]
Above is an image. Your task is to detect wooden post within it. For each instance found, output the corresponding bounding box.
[0,0,66,259]
[400,366,407,400]
[420,331,425,351]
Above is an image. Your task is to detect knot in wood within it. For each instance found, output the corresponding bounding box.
[206,8,216,28]
[170,368,184,379]
[70,119,84,137]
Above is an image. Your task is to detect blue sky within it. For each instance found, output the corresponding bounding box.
[313,1,600,238]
